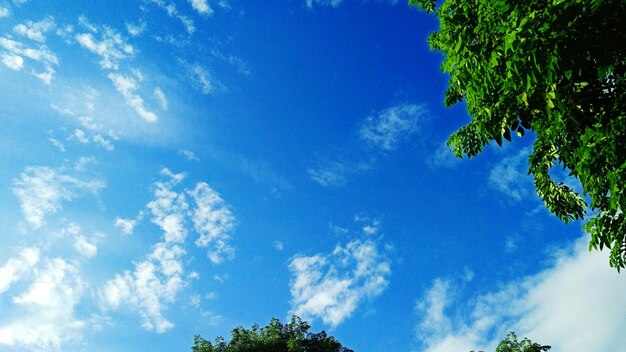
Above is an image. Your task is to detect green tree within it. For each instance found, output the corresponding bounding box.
[410,0,626,269]
[191,316,353,352]
[471,332,551,352]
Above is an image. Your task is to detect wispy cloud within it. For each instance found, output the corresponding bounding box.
[75,19,134,69]
[13,16,56,43]
[126,21,146,37]
[189,0,213,15]
[12,165,105,229]
[179,149,199,161]
[289,238,391,327]
[0,247,40,294]
[67,128,115,151]
[0,36,58,78]
[189,63,214,94]
[305,0,344,8]
[309,103,426,187]
[359,104,425,152]
[149,0,195,34]
[489,147,533,202]
[0,7,10,18]
[102,169,236,331]
[154,87,168,110]
[415,235,626,352]
[428,141,461,168]
[99,242,185,333]
[189,182,235,263]
[108,73,158,122]
[305,0,398,8]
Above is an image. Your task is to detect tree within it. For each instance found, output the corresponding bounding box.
[410,0,626,269]
[191,316,353,352]
[471,332,551,352]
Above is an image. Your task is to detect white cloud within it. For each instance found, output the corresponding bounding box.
[100,240,186,333]
[0,258,85,350]
[188,182,235,263]
[190,0,213,15]
[74,235,97,258]
[32,66,55,85]
[126,21,146,37]
[12,165,105,229]
[0,37,58,65]
[154,87,168,109]
[1,53,23,70]
[355,216,380,235]
[66,129,114,151]
[147,169,189,243]
[108,72,158,122]
[289,239,391,327]
[114,217,138,235]
[92,134,114,150]
[0,7,10,18]
[101,169,236,331]
[359,104,425,151]
[13,16,56,42]
[76,23,134,69]
[489,147,533,202]
[0,247,40,294]
[415,235,626,352]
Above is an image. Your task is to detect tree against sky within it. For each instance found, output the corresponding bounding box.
[192,316,353,352]
[470,332,551,352]
[410,0,626,269]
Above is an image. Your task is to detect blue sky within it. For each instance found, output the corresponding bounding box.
[1,1,625,351]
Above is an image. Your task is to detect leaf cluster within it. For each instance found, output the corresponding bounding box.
[411,0,626,269]
[192,316,353,352]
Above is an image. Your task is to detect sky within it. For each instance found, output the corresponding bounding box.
[0,1,625,352]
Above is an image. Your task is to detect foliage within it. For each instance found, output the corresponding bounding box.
[192,316,353,352]
[471,332,551,352]
[410,0,626,269]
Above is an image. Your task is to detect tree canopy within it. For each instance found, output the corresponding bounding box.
[410,0,626,269]
[191,316,353,352]
[471,332,551,352]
